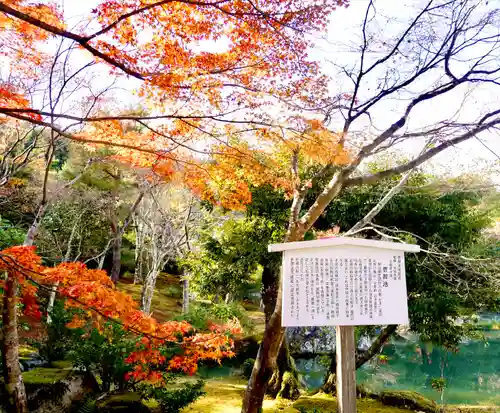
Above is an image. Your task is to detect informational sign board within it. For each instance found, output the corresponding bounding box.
[269,238,420,413]
[269,238,420,327]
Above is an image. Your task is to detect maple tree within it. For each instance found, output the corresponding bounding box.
[0,0,348,148]
[0,245,241,411]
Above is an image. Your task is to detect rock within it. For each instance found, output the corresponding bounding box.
[288,328,380,356]
[287,326,336,355]
[96,392,151,413]
[23,368,99,413]
[379,390,438,413]
[358,335,372,351]
[233,335,260,362]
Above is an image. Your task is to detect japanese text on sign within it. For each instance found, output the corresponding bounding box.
[283,248,408,327]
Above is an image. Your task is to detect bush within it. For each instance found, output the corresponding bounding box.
[0,215,25,249]
[29,300,82,363]
[241,358,255,379]
[176,302,251,332]
[67,322,136,392]
[163,284,182,298]
[139,379,205,413]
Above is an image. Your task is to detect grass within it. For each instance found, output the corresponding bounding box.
[292,393,429,412]
[23,367,70,384]
[179,377,433,413]
[180,378,500,412]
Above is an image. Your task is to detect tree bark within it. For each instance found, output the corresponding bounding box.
[47,211,82,323]
[346,171,415,236]
[260,262,299,399]
[261,262,279,323]
[267,336,300,400]
[110,191,144,283]
[1,275,29,413]
[1,141,92,412]
[322,352,337,394]
[46,281,60,324]
[134,241,145,284]
[1,203,43,412]
[182,276,190,314]
[241,267,285,413]
[225,292,234,304]
[354,325,397,369]
[133,214,145,284]
[140,270,159,313]
[110,231,122,283]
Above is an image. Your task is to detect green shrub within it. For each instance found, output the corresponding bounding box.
[241,358,255,379]
[176,302,251,332]
[139,379,205,413]
[67,322,136,392]
[163,284,182,298]
[29,300,82,363]
[0,215,25,249]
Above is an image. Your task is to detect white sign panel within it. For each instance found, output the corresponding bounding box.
[281,246,409,327]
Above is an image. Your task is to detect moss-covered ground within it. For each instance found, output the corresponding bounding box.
[118,275,184,322]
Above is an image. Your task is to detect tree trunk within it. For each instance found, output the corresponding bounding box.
[322,352,337,394]
[241,266,285,413]
[140,270,159,313]
[261,262,279,323]
[134,246,145,284]
[260,262,299,399]
[133,214,145,284]
[0,160,92,412]
[182,276,190,314]
[46,281,60,324]
[267,336,300,400]
[355,325,397,369]
[48,214,81,323]
[1,275,29,413]
[110,233,122,283]
[1,208,43,412]
[110,191,144,283]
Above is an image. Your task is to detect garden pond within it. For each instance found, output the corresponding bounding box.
[296,325,500,406]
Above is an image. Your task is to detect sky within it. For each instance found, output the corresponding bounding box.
[321,1,500,179]
[37,0,500,183]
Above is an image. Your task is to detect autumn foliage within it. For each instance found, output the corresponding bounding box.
[0,245,241,381]
[0,0,350,212]
[183,122,351,209]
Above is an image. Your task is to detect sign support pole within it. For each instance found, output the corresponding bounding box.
[336,325,356,413]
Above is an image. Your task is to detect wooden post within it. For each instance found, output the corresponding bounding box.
[336,325,356,413]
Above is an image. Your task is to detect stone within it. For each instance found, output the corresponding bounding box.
[379,390,438,413]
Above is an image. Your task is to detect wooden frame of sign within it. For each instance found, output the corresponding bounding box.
[269,237,420,413]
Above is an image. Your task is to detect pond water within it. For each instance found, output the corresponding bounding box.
[199,315,500,407]
[296,328,500,406]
